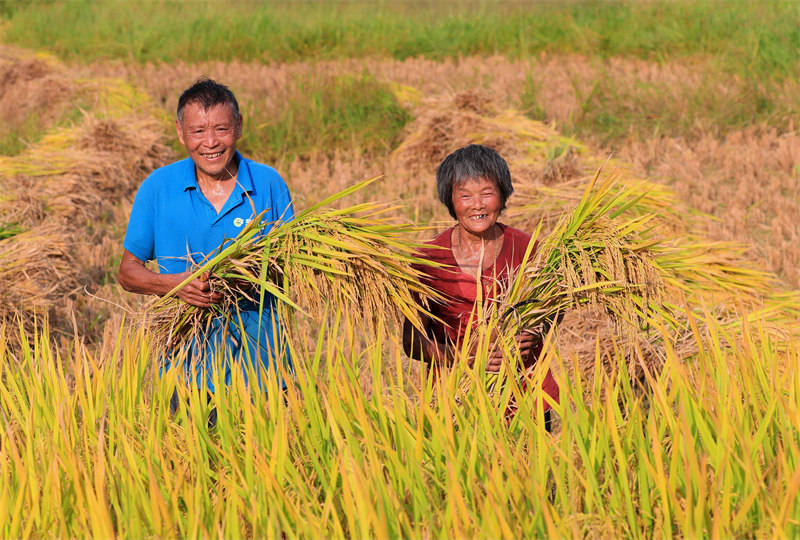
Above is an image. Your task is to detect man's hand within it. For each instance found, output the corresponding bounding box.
[172,271,223,308]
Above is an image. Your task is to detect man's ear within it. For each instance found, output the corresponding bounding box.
[175,118,186,147]
[235,114,243,139]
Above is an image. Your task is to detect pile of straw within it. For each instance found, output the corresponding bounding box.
[0,47,173,341]
[0,48,73,143]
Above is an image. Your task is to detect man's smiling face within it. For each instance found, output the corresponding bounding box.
[176,101,242,183]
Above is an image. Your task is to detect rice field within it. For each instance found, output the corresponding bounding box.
[1,2,800,537]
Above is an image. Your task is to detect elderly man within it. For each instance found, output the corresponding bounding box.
[119,78,294,402]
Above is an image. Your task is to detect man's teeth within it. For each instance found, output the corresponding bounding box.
[204,152,223,159]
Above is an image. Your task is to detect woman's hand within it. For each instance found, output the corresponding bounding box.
[485,330,542,372]
[485,347,504,372]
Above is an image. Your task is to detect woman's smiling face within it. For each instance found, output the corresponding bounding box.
[451,176,502,237]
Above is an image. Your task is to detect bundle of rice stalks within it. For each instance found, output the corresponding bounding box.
[149,177,440,355]
[512,175,776,298]
[496,171,671,343]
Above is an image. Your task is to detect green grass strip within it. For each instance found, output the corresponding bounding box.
[2,1,799,79]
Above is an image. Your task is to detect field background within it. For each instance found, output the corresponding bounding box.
[1,1,799,537]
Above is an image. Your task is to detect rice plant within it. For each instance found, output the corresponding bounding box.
[455,168,800,406]
[498,172,670,338]
[1,303,798,537]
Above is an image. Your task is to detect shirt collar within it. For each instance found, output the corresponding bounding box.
[234,152,255,194]
[181,151,254,193]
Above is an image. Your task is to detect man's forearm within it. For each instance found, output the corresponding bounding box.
[118,250,221,307]
[118,252,182,297]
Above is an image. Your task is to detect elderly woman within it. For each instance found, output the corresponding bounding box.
[403,144,558,421]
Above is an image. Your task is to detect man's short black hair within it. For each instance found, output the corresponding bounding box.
[177,78,240,125]
[436,144,514,219]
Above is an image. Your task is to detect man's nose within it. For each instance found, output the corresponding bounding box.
[204,130,218,147]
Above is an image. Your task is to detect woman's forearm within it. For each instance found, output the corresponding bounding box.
[402,318,451,365]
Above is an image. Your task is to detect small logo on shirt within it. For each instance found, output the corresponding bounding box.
[233,217,244,227]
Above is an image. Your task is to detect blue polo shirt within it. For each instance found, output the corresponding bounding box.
[124,151,294,392]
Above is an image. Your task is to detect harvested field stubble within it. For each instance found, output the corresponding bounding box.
[98,54,799,380]
[6,47,797,373]
[623,127,800,286]
[96,55,800,293]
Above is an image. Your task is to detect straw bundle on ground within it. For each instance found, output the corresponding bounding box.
[148,177,440,355]
[0,50,174,343]
[391,90,587,181]
[0,224,74,327]
[0,47,74,149]
[491,172,668,345]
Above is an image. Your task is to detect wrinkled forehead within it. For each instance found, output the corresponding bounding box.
[180,100,238,124]
[453,174,497,188]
